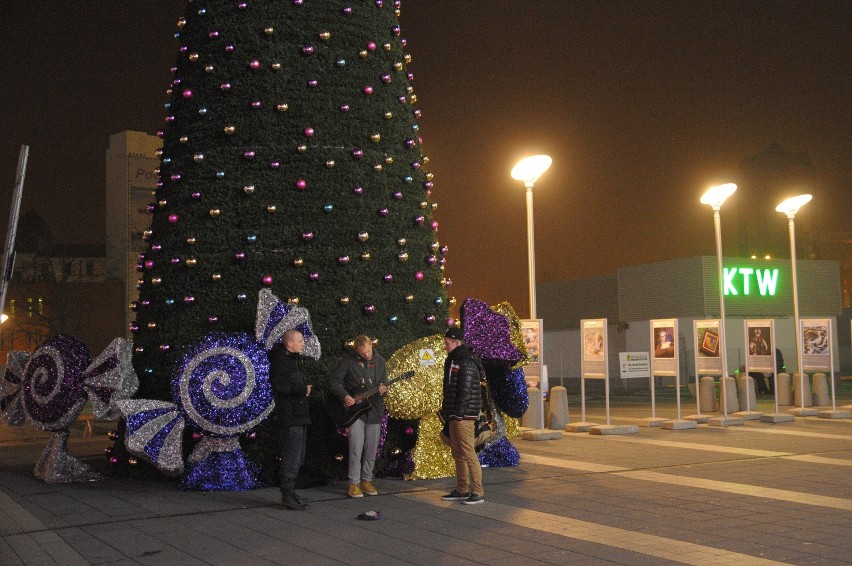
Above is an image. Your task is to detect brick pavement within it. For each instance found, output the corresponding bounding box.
[2,391,852,565]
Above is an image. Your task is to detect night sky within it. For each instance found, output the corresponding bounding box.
[2,1,849,318]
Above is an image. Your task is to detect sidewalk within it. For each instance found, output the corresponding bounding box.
[2,391,852,565]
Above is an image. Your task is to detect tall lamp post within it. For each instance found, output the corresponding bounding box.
[700,183,741,426]
[511,155,551,431]
[511,155,552,319]
[775,194,813,415]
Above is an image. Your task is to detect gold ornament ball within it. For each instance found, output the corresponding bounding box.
[185,258,197,267]
[393,61,403,71]
[384,111,394,120]
[293,258,304,267]
[179,135,189,143]
[186,237,196,245]
[357,231,369,242]
[325,160,336,168]
[151,277,162,286]
[360,252,371,261]
[147,322,157,329]
[370,133,381,142]
[188,52,199,62]
[264,26,274,35]
[266,204,277,213]
[209,209,221,217]
[319,31,331,41]
[397,252,409,262]
[397,238,407,247]
[243,185,256,195]
[339,296,350,305]
[204,65,214,73]
[405,294,415,303]
[211,273,222,281]
[271,62,282,71]
[276,103,289,112]
[223,125,236,135]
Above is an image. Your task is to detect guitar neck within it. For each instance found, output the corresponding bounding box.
[351,371,413,402]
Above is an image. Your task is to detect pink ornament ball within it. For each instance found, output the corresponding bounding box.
[144,260,155,269]
[250,59,261,69]
[431,221,439,231]
[168,213,180,223]
[208,315,219,324]
[424,314,436,324]
[184,296,195,304]
[182,89,193,99]
[309,272,319,281]
[363,304,377,315]
[262,275,273,285]
[295,179,307,190]
[363,85,374,95]
[304,126,315,137]
[415,271,424,281]
[367,42,377,51]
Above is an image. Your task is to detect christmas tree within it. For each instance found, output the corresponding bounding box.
[129,0,449,479]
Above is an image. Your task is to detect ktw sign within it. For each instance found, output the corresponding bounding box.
[723,267,779,296]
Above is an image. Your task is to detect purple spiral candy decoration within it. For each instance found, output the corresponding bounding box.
[172,332,273,437]
[22,335,91,430]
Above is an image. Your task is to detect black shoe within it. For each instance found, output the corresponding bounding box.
[281,491,309,511]
[462,494,484,505]
[441,490,470,501]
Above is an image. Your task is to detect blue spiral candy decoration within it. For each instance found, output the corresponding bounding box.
[172,332,273,437]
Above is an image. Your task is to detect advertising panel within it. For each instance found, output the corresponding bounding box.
[694,319,722,375]
[801,318,831,371]
[651,318,678,375]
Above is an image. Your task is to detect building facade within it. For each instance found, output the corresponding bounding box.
[538,256,846,391]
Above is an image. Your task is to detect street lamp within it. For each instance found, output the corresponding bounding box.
[776,194,812,414]
[511,155,552,319]
[0,314,7,324]
[700,183,738,424]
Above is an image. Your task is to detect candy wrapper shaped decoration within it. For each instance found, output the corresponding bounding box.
[120,291,320,490]
[0,337,138,483]
[382,299,529,479]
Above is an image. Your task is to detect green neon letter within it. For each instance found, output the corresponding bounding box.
[755,269,779,296]
[738,267,754,294]
[723,267,738,295]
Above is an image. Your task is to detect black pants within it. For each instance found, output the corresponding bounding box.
[279,425,306,493]
[750,372,772,395]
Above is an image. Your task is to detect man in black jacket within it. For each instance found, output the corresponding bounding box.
[329,335,388,498]
[269,329,311,510]
[440,327,485,505]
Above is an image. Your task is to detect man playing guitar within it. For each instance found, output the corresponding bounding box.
[329,335,388,498]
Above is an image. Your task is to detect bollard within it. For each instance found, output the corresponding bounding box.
[776,373,792,406]
[736,375,757,411]
[522,387,543,428]
[792,373,813,407]
[719,376,738,413]
[547,386,569,430]
[812,373,830,406]
[699,376,717,412]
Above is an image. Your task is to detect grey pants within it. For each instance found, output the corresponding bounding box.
[280,425,306,493]
[348,418,381,485]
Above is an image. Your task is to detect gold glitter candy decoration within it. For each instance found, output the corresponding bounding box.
[502,413,521,438]
[385,335,445,419]
[491,301,530,369]
[407,413,455,480]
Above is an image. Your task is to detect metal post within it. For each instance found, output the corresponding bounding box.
[713,208,729,417]
[525,183,536,319]
[788,216,805,409]
[0,145,29,320]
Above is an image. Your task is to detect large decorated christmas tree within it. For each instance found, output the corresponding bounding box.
[129,0,450,479]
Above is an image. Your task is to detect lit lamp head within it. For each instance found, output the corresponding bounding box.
[0,314,7,324]
[511,155,552,188]
[775,194,812,218]
[700,183,737,210]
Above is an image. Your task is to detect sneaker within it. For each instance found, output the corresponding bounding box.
[281,491,309,511]
[348,483,364,498]
[441,490,469,501]
[462,494,484,505]
[360,481,378,496]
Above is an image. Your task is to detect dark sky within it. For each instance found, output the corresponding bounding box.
[2,1,850,318]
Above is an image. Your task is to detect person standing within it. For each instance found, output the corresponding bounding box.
[329,335,388,498]
[269,329,312,511]
[440,327,485,505]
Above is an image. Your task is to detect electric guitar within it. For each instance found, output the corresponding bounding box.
[328,370,415,428]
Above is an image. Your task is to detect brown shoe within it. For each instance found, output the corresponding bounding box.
[348,483,364,498]
[360,481,378,496]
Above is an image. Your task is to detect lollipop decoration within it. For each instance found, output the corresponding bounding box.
[120,291,320,490]
[0,336,138,483]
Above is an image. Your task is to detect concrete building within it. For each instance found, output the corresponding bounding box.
[538,256,845,392]
[105,131,162,337]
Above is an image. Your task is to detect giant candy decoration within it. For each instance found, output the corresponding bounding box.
[119,290,320,490]
[383,298,528,478]
[0,336,138,482]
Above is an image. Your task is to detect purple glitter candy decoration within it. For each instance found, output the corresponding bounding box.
[21,335,91,430]
[460,299,522,364]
